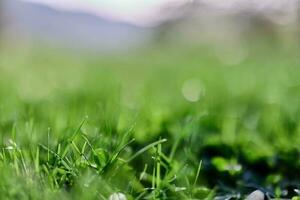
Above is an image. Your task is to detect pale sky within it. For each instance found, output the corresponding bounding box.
[21,0,295,26]
[21,0,187,26]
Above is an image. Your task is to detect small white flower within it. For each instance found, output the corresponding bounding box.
[174,187,186,192]
[5,146,14,150]
[108,192,127,200]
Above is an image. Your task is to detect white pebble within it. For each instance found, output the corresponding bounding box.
[108,193,127,200]
[246,190,265,200]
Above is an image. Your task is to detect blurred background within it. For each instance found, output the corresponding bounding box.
[1,0,300,52]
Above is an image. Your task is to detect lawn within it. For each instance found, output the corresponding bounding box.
[0,41,300,199]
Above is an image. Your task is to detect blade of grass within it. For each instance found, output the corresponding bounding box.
[126,138,167,163]
[193,160,202,187]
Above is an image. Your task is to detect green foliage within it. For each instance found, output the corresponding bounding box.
[0,43,299,199]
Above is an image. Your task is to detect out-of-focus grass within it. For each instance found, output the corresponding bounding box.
[0,41,300,199]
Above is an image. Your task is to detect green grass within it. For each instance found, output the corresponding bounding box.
[0,41,300,199]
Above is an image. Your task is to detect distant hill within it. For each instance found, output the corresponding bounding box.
[2,0,153,50]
